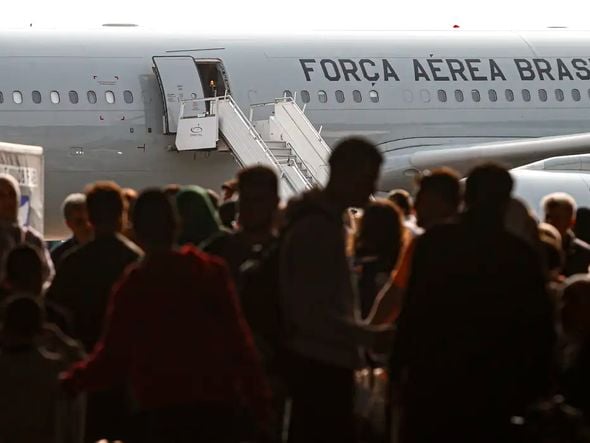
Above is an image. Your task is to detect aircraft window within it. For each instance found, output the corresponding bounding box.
[123,90,133,104]
[318,90,328,103]
[69,91,79,104]
[454,90,464,102]
[335,90,345,103]
[539,89,548,102]
[353,90,362,103]
[572,89,581,102]
[12,91,22,104]
[32,91,42,104]
[283,90,293,98]
[471,89,481,102]
[555,89,565,102]
[369,90,379,103]
[522,89,531,102]
[0,92,3,104]
[488,89,498,102]
[87,90,97,104]
[50,91,60,104]
[301,90,310,103]
[437,90,447,102]
[105,91,116,104]
[505,89,514,102]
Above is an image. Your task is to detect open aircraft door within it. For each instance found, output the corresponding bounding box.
[153,56,206,134]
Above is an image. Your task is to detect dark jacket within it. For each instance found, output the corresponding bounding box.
[392,213,555,440]
[563,231,590,277]
[45,234,142,352]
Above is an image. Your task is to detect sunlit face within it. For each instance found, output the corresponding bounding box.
[0,180,18,222]
[66,206,93,244]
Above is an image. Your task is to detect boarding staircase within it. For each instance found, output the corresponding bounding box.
[175,95,331,200]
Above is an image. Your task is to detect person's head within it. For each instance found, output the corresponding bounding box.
[176,186,222,246]
[539,222,564,281]
[326,137,383,210]
[387,189,413,219]
[574,207,590,244]
[133,189,178,251]
[414,167,461,229]
[1,295,43,345]
[221,179,238,202]
[465,163,513,219]
[85,181,125,235]
[218,200,238,230]
[543,192,577,237]
[3,245,44,296]
[237,166,279,233]
[355,199,403,270]
[561,275,590,341]
[61,193,92,243]
[0,173,20,223]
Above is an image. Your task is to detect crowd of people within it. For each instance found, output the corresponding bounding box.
[0,137,590,442]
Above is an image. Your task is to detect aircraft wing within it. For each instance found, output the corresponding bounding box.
[380,132,590,190]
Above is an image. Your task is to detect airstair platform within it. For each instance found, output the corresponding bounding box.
[174,95,331,200]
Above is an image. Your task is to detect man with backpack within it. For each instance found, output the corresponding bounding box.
[279,138,393,443]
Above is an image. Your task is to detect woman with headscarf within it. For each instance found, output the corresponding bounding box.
[176,185,230,253]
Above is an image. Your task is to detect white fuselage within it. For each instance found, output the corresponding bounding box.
[0,28,590,237]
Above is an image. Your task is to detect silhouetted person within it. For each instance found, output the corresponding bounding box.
[280,138,392,443]
[392,164,555,443]
[51,193,92,269]
[0,296,85,443]
[61,189,270,443]
[216,166,280,284]
[369,168,462,325]
[176,185,232,252]
[0,173,53,290]
[4,245,84,364]
[46,181,142,442]
[560,275,590,420]
[543,193,590,276]
[387,189,420,237]
[354,199,403,318]
[575,207,590,246]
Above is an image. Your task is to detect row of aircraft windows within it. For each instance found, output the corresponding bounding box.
[284,89,380,104]
[436,88,585,103]
[285,88,590,105]
[0,90,134,105]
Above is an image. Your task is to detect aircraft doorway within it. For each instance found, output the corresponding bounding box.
[153,56,230,134]
[195,59,230,98]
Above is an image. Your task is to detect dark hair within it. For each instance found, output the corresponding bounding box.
[133,188,178,247]
[465,163,513,212]
[387,189,413,217]
[329,137,383,178]
[356,199,403,270]
[238,165,278,196]
[85,181,124,228]
[5,245,43,294]
[2,296,43,339]
[418,167,461,209]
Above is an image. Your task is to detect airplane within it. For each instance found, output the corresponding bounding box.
[1,27,590,238]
